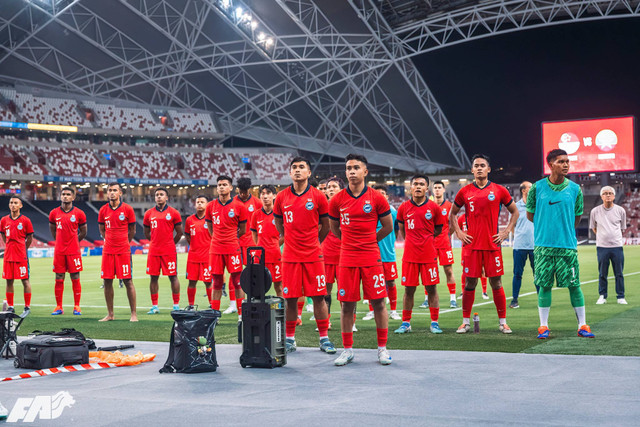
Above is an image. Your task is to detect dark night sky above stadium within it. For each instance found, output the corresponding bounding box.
[414,18,640,182]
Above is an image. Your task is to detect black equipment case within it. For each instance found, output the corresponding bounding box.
[15,329,93,369]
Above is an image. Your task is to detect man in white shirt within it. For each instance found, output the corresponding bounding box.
[589,186,627,305]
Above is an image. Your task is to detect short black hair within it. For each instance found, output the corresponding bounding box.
[9,196,22,203]
[236,177,252,191]
[345,153,368,166]
[107,182,121,189]
[154,187,169,196]
[372,184,388,193]
[289,156,311,170]
[326,176,345,189]
[217,175,233,185]
[546,149,568,164]
[432,180,445,188]
[471,154,490,166]
[519,183,529,194]
[61,186,75,195]
[410,174,429,186]
[318,179,328,185]
[259,184,276,195]
[195,194,209,201]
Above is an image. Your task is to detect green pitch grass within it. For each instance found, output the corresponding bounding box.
[11,246,640,356]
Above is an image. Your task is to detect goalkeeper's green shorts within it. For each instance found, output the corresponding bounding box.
[534,247,580,289]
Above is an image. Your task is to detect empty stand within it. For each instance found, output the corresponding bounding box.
[181,151,247,180]
[37,144,118,178]
[249,152,293,181]
[9,93,91,127]
[168,110,216,133]
[106,150,181,180]
[85,101,162,131]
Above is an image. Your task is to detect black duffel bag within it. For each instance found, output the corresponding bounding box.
[15,329,93,369]
[160,308,221,374]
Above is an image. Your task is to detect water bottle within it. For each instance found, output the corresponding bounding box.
[473,312,480,333]
[1,300,7,312]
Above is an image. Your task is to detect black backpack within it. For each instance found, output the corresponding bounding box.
[15,329,95,369]
[159,308,221,374]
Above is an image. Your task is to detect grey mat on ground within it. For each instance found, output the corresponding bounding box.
[0,339,638,426]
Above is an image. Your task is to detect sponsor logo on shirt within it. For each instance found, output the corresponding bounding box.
[305,201,314,210]
[166,213,171,220]
[70,215,76,223]
[488,191,495,201]
[363,203,372,213]
[425,211,432,220]
[119,212,125,221]
[228,209,235,218]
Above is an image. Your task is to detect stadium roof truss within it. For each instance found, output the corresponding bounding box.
[1,0,639,173]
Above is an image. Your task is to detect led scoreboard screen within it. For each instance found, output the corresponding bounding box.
[541,116,635,174]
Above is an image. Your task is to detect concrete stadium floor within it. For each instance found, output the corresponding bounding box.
[0,339,638,426]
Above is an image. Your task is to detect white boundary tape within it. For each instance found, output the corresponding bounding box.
[1,362,117,382]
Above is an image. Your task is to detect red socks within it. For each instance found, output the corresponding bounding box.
[481,277,487,293]
[341,332,354,349]
[368,304,373,312]
[228,282,236,301]
[316,318,329,338]
[286,320,297,339]
[297,300,304,317]
[376,328,388,347]
[172,293,180,305]
[151,293,159,306]
[387,285,397,310]
[237,298,243,316]
[429,307,439,322]
[54,279,64,307]
[447,282,456,297]
[211,300,221,311]
[205,286,213,303]
[71,279,81,307]
[24,292,31,308]
[462,288,475,318]
[187,287,197,306]
[493,287,507,319]
[402,309,412,322]
[6,292,14,307]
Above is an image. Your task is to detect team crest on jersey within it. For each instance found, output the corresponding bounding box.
[228,209,235,218]
[119,212,125,221]
[363,203,372,213]
[166,213,171,220]
[283,287,289,295]
[248,205,255,212]
[17,223,23,230]
[204,222,208,229]
[464,267,469,273]
[402,276,406,283]
[488,191,495,201]
[305,201,314,210]
[272,219,275,225]
[70,215,76,223]
[339,289,346,296]
[425,211,432,220]
[442,209,447,215]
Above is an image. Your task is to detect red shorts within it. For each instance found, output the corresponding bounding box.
[401,261,439,287]
[281,261,326,299]
[325,263,338,284]
[463,249,503,278]
[382,261,398,281]
[437,247,454,266]
[53,253,83,274]
[2,260,29,280]
[186,261,211,282]
[101,253,132,280]
[337,264,386,302]
[210,253,242,275]
[266,262,282,282]
[147,254,177,276]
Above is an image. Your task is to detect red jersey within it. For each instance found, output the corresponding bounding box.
[321,231,341,265]
[397,199,444,263]
[454,182,512,251]
[98,202,136,255]
[457,214,470,250]
[249,208,281,263]
[328,186,390,267]
[434,200,452,250]
[273,184,328,263]
[0,214,33,261]
[205,197,248,255]
[236,195,262,248]
[185,213,211,263]
[143,205,182,256]
[49,206,86,256]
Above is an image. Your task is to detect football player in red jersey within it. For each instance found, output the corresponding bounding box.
[273,156,336,355]
[450,154,519,334]
[206,175,248,320]
[49,187,87,316]
[98,183,137,322]
[250,185,283,296]
[329,154,393,366]
[184,195,212,307]
[321,176,345,330]
[143,188,183,313]
[1,197,33,313]
[458,213,489,295]
[428,180,458,308]
[394,175,445,335]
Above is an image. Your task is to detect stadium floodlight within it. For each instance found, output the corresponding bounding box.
[257,32,265,41]
[251,20,258,30]
[265,38,273,47]
[235,7,243,19]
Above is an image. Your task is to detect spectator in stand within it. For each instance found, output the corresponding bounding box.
[510,181,536,309]
[590,186,628,305]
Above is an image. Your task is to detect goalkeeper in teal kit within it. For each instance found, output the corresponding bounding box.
[526,149,594,339]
